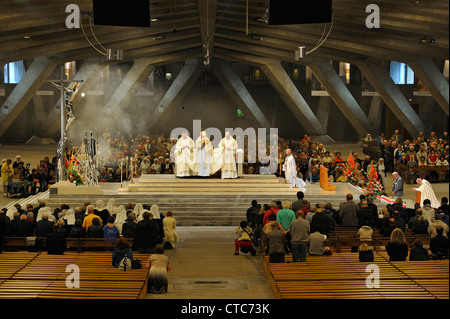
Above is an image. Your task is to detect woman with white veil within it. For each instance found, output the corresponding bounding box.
[95,199,110,227]
[106,198,117,216]
[133,203,144,221]
[63,208,76,227]
[377,158,387,190]
[114,205,128,234]
[150,204,164,243]
[36,207,53,222]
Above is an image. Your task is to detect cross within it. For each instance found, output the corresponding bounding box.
[45,66,83,182]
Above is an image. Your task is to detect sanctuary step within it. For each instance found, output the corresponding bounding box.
[26,175,367,226]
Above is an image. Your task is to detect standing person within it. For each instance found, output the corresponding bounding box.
[392,172,404,199]
[276,201,296,233]
[1,159,12,196]
[266,222,287,263]
[146,244,171,294]
[163,212,178,249]
[291,191,305,216]
[385,228,409,261]
[310,208,331,236]
[46,224,67,255]
[339,194,359,227]
[234,221,256,256]
[282,149,305,188]
[288,211,310,262]
[412,178,440,209]
[134,211,159,253]
[217,131,238,179]
[377,158,387,188]
[193,131,214,177]
[174,131,194,177]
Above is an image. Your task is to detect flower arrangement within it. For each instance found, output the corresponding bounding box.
[343,153,384,196]
[66,165,84,186]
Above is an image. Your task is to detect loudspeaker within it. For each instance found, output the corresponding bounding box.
[269,0,332,25]
[93,0,151,28]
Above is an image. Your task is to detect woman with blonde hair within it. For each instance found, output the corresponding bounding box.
[358,242,374,262]
[385,228,409,261]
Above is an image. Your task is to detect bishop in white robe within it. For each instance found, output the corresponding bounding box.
[412,178,440,209]
[175,132,194,177]
[213,131,238,179]
[193,131,214,177]
[282,149,305,188]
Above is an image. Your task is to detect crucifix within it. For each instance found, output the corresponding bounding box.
[45,66,84,183]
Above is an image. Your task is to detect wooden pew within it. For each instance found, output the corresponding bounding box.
[0,251,151,299]
[3,237,135,253]
[262,251,448,299]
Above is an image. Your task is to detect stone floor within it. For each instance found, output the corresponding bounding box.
[146,226,274,299]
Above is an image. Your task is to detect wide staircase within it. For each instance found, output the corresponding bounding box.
[19,175,369,226]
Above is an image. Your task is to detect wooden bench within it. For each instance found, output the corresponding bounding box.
[3,237,135,253]
[263,251,448,299]
[0,251,151,299]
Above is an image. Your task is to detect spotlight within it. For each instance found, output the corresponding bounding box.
[419,36,436,44]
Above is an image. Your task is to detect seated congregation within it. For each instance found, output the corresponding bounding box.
[0,199,179,255]
[236,192,449,263]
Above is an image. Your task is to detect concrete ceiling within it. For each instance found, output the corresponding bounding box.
[0,0,448,66]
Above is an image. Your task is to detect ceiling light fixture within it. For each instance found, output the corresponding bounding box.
[420,36,436,44]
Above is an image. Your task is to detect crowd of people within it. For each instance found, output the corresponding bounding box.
[2,129,448,200]
[236,191,449,262]
[1,155,57,198]
[371,130,449,184]
[0,199,176,294]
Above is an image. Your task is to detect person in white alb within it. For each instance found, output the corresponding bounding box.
[282,149,305,188]
[216,131,238,179]
[192,131,214,177]
[412,178,440,209]
[174,132,194,177]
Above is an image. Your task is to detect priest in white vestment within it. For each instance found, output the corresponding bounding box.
[282,149,305,188]
[412,178,440,208]
[175,132,194,177]
[193,131,214,177]
[214,131,238,179]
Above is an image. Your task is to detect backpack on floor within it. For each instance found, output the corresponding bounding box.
[119,255,132,271]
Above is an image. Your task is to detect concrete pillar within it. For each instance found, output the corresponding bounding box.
[106,58,155,114]
[261,62,325,134]
[357,60,426,137]
[408,57,449,116]
[315,96,331,128]
[309,62,376,136]
[368,95,383,130]
[147,59,204,130]
[212,60,271,130]
[0,56,59,139]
